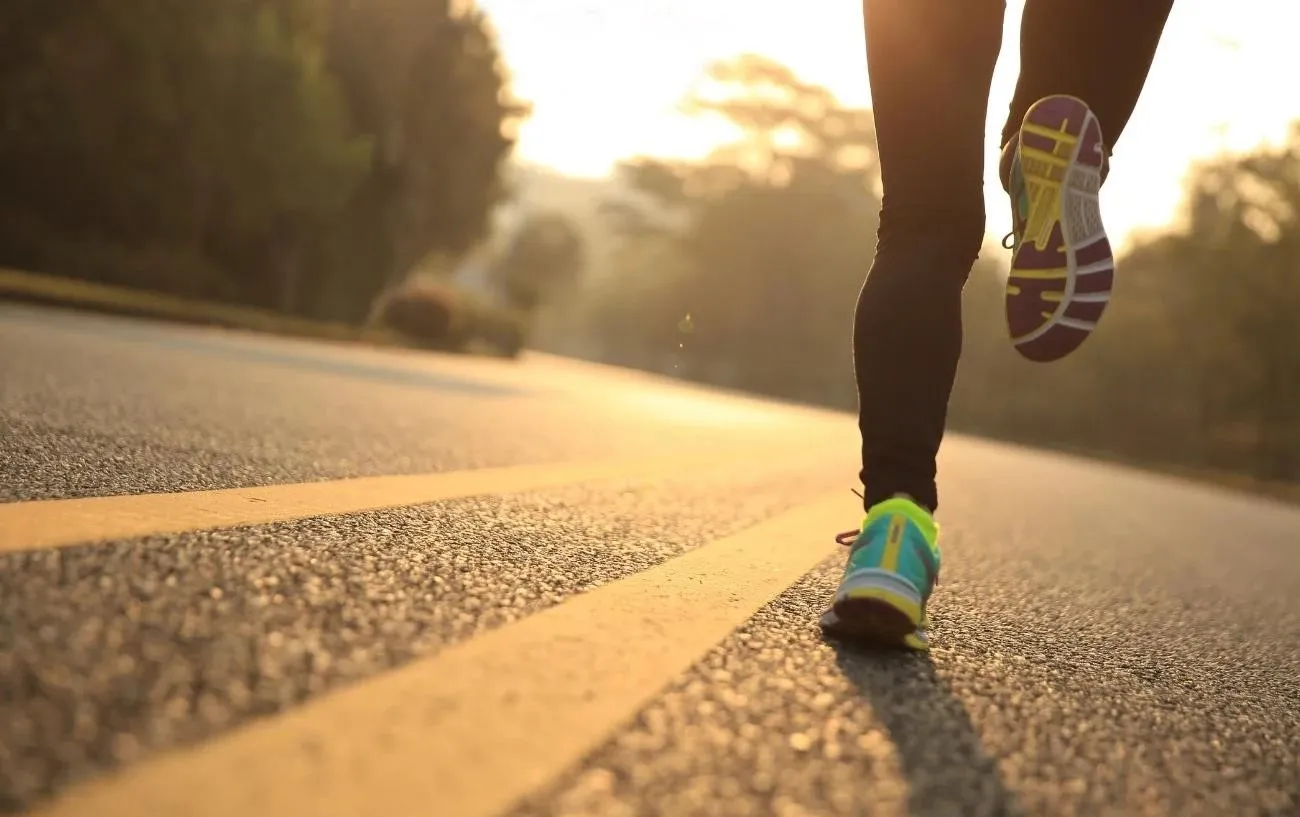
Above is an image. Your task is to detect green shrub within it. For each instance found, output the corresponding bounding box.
[376,282,465,348]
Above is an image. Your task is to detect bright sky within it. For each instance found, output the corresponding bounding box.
[478,0,1300,250]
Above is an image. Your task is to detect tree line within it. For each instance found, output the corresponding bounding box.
[545,55,1300,486]
[5,10,1293,485]
[0,0,525,325]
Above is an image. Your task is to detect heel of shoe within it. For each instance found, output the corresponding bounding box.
[832,569,924,642]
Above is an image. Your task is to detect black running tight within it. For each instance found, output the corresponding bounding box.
[855,0,1175,512]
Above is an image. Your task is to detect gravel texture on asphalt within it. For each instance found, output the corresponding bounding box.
[4,304,1298,817]
[0,461,845,811]
[517,495,1300,817]
[1,304,843,502]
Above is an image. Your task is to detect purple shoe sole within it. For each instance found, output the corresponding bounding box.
[1006,95,1114,363]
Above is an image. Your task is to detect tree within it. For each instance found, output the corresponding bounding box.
[1146,127,1300,479]
[570,55,1300,487]
[0,0,369,306]
[949,125,1300,482]
[491,211,587,312]
[316,0,530,321]
[0,0,526,326]
[590,55,880,404]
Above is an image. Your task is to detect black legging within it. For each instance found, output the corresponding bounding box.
[855,0,1175,512]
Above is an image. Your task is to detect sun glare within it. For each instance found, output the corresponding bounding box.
[480,0,1300,249]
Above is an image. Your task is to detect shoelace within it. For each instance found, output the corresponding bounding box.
[835,488,866,546]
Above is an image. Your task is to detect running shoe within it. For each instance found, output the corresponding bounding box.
[819,496,940,651]
[1002,95,1114,362]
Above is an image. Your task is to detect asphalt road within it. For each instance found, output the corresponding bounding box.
[1,303,1297,817]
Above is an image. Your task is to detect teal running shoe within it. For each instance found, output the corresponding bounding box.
[819,496,940,651]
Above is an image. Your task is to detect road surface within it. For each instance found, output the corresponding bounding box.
[1,303,1297,817]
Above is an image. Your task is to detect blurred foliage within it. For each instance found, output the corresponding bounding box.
[490,210,587,312]
[372,273,526,358]
[549,56,1300,485]
[6,3,1296,485]
[374,279,464,348]
[0,0,525,326]
[583,54,879,406]
[952,122,1300,482]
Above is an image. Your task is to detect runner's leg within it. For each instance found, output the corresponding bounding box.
[855,0,1006,513]
[998,0,1175,361]
[1002,0,1175,167]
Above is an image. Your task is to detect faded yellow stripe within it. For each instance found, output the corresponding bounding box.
[0,449,760,554]
[30,493,850,817]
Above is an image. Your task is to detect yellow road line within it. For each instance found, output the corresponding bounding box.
[0,450,767,554]
[31,493,849,817]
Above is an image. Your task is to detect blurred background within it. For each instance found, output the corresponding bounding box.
[2,0,1298,488]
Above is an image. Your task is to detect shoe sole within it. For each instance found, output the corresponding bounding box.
[827,569,928,650]
[1006,95,1114,363]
